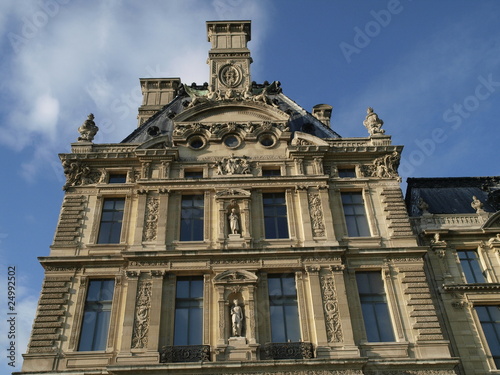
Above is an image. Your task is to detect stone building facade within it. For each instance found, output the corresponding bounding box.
[407,177,500,374]
[19,21,458,375]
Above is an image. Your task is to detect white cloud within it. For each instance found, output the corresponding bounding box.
[0,0,270,182]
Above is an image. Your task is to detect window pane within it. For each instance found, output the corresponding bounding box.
[78,280,114,351]
[174,308,189,346]
[356,271,394,342]
[109,174,127,183]
[476,306,500,368]
[270,305,286,343]
[338,168,356,178]
[180,195,204,241]
[98,198,125,244]
[174,277,204,346]
[263,193,289,239]
[341,192,370,237]
[459,250,486,283]
[268,275,300,342]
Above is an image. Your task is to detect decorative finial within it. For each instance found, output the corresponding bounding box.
[363,107,385,136]
[77,113,99,142]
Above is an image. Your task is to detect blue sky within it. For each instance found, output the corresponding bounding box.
[0,0,499,372]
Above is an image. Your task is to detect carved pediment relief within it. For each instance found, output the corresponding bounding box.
[291,131,329,147]
[174,101,289,124]
[215,188,251,198]
[213,269,258,284]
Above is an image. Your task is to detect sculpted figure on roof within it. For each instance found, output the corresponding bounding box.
[77,113,99,142]
[363,107,385,136]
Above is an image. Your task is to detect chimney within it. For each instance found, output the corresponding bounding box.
[312,104,333,127]
[137,78,181,126]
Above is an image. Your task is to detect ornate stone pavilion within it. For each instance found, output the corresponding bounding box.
[19,21,458,375]
[406,177,500,374]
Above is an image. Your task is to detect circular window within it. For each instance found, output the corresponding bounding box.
[147,126,160,136]
[258,133,276,148]
[223,134,241,149]
[188,135,206,150]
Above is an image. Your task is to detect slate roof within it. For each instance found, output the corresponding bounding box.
[121,82,340,144]
[405,177,500,217]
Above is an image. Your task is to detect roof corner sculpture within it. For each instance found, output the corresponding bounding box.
[363,107,385,136]
[77,113,99,142]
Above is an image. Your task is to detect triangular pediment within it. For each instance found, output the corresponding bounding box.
[173,100,289,123]
[213,269,258,283]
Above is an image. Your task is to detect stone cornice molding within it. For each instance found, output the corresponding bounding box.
[443,283,500,292]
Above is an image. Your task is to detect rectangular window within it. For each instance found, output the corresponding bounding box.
[268,274,300,342]
[180,195,204,241]
[341,192,370,237]
[174,277,204,346]
[97,198,125,244]
[108,173,127,183]
[262,168,281,177]
[338,168,356,178]
[459,250,486,283]
[263,192,289,239]
[356,271,395,342]
[475,305,500,368]
[184,170,203,179]
[78,280,114,351]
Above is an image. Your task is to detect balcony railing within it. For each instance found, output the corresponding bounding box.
[159,345,210,363]
[262,342,314,360]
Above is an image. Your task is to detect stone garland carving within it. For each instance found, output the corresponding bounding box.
[62,160,100,190]
[173,121,288,137]
[131,280,152,349]
[363,107,385,136]
[142,197,159,242]
[214,155,251,175]
[308,193,325,237]
[362,151,400,180]
[320,275,343,343]
[77,113,99,142]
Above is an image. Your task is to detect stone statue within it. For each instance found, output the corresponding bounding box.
[471,196,485,213]
[78,113,99,142]
[363,107,385,136]
[229,208,240,235]
[418,197,430,214]
[231,299,244,337]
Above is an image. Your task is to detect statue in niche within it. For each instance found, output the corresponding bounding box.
[228,208,240,235]
[231,299,244,337]
[363,107,385,136]
[78,113,99,142]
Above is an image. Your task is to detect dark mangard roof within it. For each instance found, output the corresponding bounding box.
[121,82,340,144]
[405,177,500,217]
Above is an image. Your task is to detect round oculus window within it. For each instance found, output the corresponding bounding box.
[258,133,276,148]
[223,135,240,149]
[188,136,206,150]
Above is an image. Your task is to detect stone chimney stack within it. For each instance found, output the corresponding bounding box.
[312,104,333,127]
[137,78,181,126]
[206,20,252,96]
